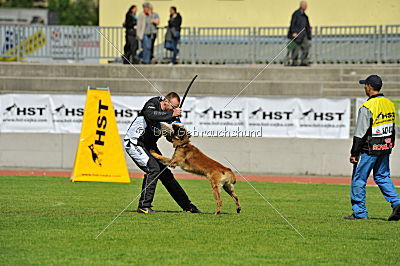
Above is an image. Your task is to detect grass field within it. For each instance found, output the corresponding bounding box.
[1,175,399,265]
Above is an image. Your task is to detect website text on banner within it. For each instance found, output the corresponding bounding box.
[0,94,352,139]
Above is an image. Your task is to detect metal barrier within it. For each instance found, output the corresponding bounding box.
[383,25,400,63]
[1,24,399,64]
[255,27,292,64]
[314,26,379,64]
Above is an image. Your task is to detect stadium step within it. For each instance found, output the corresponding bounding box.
[341,74,400,82]
[0,63,399,98]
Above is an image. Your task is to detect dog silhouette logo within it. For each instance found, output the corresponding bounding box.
[88,144,102,166]
[249,107,263,118]
[3,103,17,115]
[198,107,214,118]
[54,104,66,113]
[300,108,314,120]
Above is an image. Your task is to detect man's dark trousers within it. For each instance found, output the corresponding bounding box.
[292,38,310,65]
[125,141,191,209]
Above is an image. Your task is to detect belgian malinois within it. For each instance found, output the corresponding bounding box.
[150,124,241,215]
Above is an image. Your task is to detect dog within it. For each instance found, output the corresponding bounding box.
[150,124,241,215]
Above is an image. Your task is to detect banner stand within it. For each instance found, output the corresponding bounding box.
[71,87,130,183]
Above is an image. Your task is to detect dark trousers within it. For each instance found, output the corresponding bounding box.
[150,33,157,60]
[139,34,153,64]
[291,38,310,65]
[123,33,138,64]
[171,31,180,64]
[125,142,191,209]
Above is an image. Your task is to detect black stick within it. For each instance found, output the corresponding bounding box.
[179,75,198,108]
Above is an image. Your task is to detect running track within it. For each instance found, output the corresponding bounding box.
[1,170,399,186]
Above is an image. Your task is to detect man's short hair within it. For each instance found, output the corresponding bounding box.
[165,92,180,102]
[143,2,150,8]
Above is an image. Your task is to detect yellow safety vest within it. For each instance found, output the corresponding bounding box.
[361,96,396,154]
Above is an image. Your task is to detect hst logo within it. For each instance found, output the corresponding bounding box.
[249,107,294,120]
[53,104,138,118]
[300,108,345,121]
[376,112,395,120]
[196,107,243,119]
[53,104,84,116]
[3,103,47,116]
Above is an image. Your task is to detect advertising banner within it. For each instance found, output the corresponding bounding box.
[0,26,99,62]
[0,94,352,139]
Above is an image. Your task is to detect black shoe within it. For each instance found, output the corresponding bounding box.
[344,214,368,220]
[185,204,202,213]
[388,205,400,221]
[300,63,310,66]
[137,207,157,214]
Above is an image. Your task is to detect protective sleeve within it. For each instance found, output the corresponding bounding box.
[142,99,175,122]
[350,107,371,156]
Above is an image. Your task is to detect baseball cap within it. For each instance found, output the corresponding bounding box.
[143,2,150,7]
[359,75,382,90]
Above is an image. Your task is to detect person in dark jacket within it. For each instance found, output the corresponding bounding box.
[168,6,182,65]
[288,1,312,66]
[345,75,400,221]
[123,5,139,64]
[124,92,201,214]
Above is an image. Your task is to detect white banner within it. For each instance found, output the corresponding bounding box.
[0,94,351,139]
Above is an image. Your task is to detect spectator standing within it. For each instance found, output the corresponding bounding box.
[167,6,182,65]
[288,1,312,66]
[136,2,154,64]
[149,4,160,61]
[122,5,138,64]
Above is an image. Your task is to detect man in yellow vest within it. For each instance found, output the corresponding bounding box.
[345,75,400,221]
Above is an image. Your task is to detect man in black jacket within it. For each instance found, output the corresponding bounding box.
[168,6,182,64]
[124,92,201,214]
[123,5,139,64]
[288,1,312,66]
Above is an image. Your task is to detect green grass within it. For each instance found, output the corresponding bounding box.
[1,176,399,265]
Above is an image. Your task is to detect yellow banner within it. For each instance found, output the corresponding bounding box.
[71,88,130,183]
[0,29,46,61]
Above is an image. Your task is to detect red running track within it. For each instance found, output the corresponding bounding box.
[0,170,399,186]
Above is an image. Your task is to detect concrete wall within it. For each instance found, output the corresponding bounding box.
[100,0,400,28]
[1,133,400,177]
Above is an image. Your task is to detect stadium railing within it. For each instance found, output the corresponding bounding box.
[0,24,399,64]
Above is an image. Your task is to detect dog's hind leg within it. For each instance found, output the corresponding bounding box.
[210,179,222,215]
[223,183,241,213]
